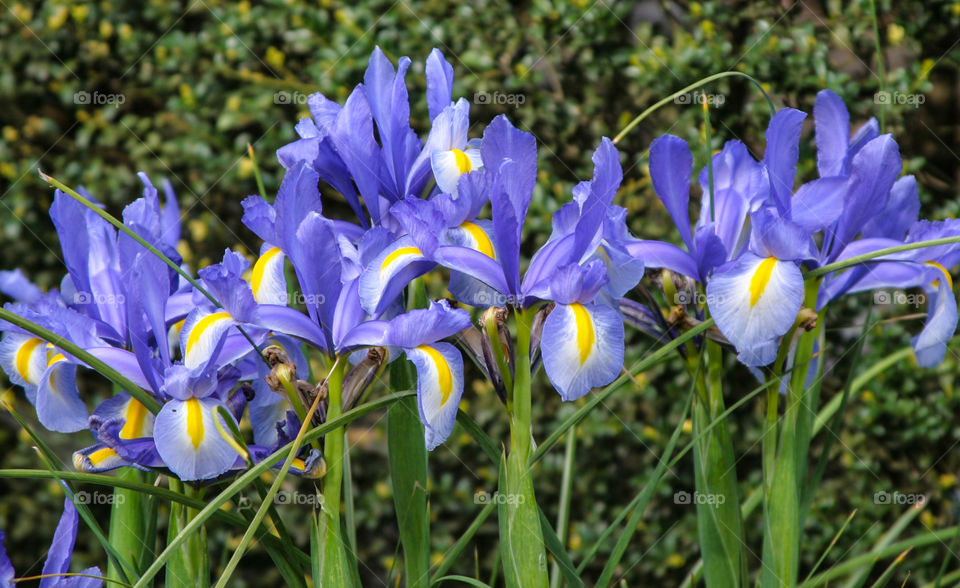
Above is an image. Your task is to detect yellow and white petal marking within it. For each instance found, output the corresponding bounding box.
[407,342,464,450]
[251,246,288,305]
[706,254,804,365]
[431,145,483,196]
[540,302,624,401]
[360,239,427,314]
[73,446,126,473]
[154,397,241,481]
[180,310,236,369]
[0,334,48,387]
[459,221,496,259]
[119,397,154,439]
[926,261,954,290]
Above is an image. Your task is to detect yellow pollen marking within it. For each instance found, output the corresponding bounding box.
[185,312,231,357]
[47,353,67,367]
[251,247,283,302]
[461,222,494,258]
[381,246,423,272]
[926,261,954,290]
[292,458,306,470]
[450,148,472,174]
[185,398,204,449]
[418,345,453,405]
[88,447,117,466]
[749,257,778,307]
[570,303,595,365]
[120,399,148,439]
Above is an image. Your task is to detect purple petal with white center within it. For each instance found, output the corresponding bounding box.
[540,301,624,401]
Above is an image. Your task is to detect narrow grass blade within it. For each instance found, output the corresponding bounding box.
[389,394,431,588]
[549,428,577,588]
[803,510,858,583]
[431,502,496,583]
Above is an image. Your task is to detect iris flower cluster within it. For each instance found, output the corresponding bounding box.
[640,89,959,368]
[1,48,957,493]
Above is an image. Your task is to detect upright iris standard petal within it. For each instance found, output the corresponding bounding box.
[425,48,455,121]
[706,254,805,366]
[250,246,288,305]
[406,341,465,450]
[649,134,695,251]
[813,89,851,177]
[764,108,807,214]
[154,396,240,481]
[540,302,624,401]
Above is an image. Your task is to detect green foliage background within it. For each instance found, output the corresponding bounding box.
[1,0,959,584]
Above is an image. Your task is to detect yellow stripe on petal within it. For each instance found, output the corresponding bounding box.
[381,246,423,272]
[418,345,453,405]
[251,247,284,302]
[926,261,954,290]
[47,353,67,367]
[570,303,595,365]
[88,447,117,467]
[185,398,204,449]
[450,148,472,173]
[461,222,494,258]
[749,257,778,307]
[120,399,148,439]
[15,338,42,383]
[185,312,231,357]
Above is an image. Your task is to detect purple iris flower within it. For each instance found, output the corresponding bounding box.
[0,498,102,587]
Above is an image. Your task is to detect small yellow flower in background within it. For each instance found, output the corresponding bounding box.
[862,390,875,403]
[266,46,285,70]
[667,553,685,568]
[70,4,88,23]
[11,4,33,22]
[237,157,253,179]
[0,389,15,408]
[939,473,956,488]
[643,425,659,441]
[430,552,444,568]
[921,510,936,528]
[2,126,18,143]
[47,5,69,30]
[188,218,209,242]
[701,20,715,38]
[99,20,113,39]
[887,23,905,46]
[375,481,391,499]
[237,0,251,15]
[118,23,133,41]
[682,419,693,434]
[568,527,582,551]
[0,163,15,180]
[179,83,196,109]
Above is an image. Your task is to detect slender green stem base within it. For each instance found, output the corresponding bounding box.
[322,360,355,586]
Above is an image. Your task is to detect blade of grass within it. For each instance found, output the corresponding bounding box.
[388,394,431,588]
[841,503,924,588]
[549,426,577,588]
[803,510,858,583]
[431,502,496,584]
[866,548,911,588]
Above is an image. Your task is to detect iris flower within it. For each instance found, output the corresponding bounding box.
[0,498,102,587]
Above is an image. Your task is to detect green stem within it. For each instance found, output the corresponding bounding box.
[107,469,150,581]
[612,72,776,144]
[322,359,354,586]
[549,428,576,588]
[868,0,887,132]
[500,305,548,588]
[807,235,960,278]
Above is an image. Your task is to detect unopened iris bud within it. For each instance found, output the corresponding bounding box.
[529,302,554,372]
[480,306,512,402]
[343,346,387,410]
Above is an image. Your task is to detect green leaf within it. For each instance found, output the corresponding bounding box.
[388,395,432,588]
